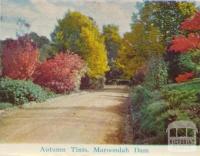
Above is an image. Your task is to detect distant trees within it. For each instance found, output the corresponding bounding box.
[27,32,49,48]
[51,11,109,78]
[26,32,55,61]
[102,25,122,65]
[117,23,165,78]
[102,25,122,82]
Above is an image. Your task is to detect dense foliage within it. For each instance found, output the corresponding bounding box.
[0,78,53,105]
[136,1,196,42]
[51,11,109,78]
[129,1,199,145]
[26,32,55,61]
[175,72,193,83]
[180,11,200,31]
[103,25,122,83]
[117,23,165,78]
[80,76,105,90]
[144,57,168,89]
[103,25,122,65]
[2,37,39,80]
[169,33,200,53]
[0,102,13,110]
[33,53,86,93]
[169,11,200,81]
[131,79,200,144]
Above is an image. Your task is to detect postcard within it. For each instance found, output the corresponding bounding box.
[0,0,200,156]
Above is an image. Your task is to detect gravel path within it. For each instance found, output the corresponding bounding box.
[0,85,132,144]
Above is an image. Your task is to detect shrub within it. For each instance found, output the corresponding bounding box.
[175,50,200,78]
[0,78,52,105]
[130,85,152,111]
[178,53,196,72]
[131,66,146,86]
[144,57,168,90]
[141,100,169,134]
[2,36,39,80]
[105,67,122,85]
[0,102,13,109]
[33,53,86,93]
[80,75,105,89]
[131,80,200,144]
[191,49,200,75]
[175,72,193,83]
[162,89,197,108]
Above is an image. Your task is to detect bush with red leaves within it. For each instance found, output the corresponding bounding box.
[175,72,193,83]
[169,11,200,53]
[168,11,200,82]
[181,11,200,31]
[169,33,200,53]
[2,37,39,79]
[33,53,86,93]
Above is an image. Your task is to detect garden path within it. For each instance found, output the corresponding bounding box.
[0,85,133,144]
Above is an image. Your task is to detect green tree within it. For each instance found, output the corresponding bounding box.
[144,57,168,90]
[27,32,49,48]
[26,32,55,61]
[137,1,197,42]
[51,11,109,78]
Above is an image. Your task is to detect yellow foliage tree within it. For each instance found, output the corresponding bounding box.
[116,22,165,78]
[51,11,109,78]
[80,27,109,78]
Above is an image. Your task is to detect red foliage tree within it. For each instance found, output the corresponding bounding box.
[33,53,85,93]
[2,37,39,79]
[169,11,200,82]
[180,12,200,31]
[169,33,200,53]
[169,11,200,53]
[175,72,193,83]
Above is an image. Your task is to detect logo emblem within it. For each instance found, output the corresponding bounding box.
[166,120,198,145]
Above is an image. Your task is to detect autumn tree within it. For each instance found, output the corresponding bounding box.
[130,1,197,81]
[169,11,200,81]
[117,22,165,78]
[116,1,196,79]
[135,1,197,42]
[2,37,39,79]
[51,11,109,78]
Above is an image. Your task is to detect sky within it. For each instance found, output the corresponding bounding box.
[0,0,200,40]
[0,0,140,40]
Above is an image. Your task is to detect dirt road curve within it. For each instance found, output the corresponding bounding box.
[0,86,133,144]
